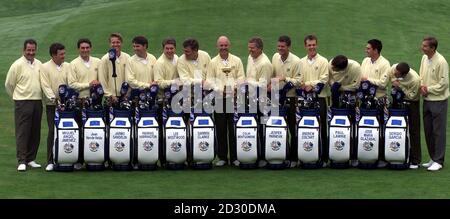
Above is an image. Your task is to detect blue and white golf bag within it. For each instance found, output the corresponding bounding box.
[189,86,216,169]
[355,81,381,168]
[296,83,325,169]
[108,82,134,170]
[163,84,188,170]
[134,85,161,170]
[53,85,81,171]
[83,84,107,171]
[384,87,410,169]
[234,82,260,169]
[261,82,292,169]
[328,82,355,168]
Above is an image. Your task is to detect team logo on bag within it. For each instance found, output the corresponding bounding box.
[143,141,153,151]
[199,141,209,151]
[241,141,252,152]
[303,142,314,152]
[89,142,99,152]
[389,141,400,152]
[363,141,374,151]
[171,142,182,152]
[271,141,281,151]
[334,141,345,151]
[115,141,125,152]
[63,143,74,154]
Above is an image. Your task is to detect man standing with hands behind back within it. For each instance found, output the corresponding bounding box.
[5,39,43,171]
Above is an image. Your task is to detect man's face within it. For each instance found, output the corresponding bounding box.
[183,47,198,60]
[305,39,317,57]
[53,49,65,65]
[217,39,230,57]
[110,37,122,52]
[365,43,377,57]
[421,40,434,55]
[248,42,262,59]
[393,69,402,78]
[133,43,147,57]
[78,42,91,58]
[277,41,289,57]
[164,44,176,59]
[23,43,36,61]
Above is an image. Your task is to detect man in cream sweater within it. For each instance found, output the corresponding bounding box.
[419,36,449,171]
[5,39,43,171]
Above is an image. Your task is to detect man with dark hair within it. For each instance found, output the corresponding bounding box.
[126,35,157,89]
[206,36,245,167]
[329,55,361,166]
[246,36,273,167]
[389,62,421,169]
[177,38,210,86]
[69,38,101,98]
[361,39,390,97]
[361,39,391,168]
[419,36,449,171]
[5,39,43,171]
[299,34,330,166]
[40,43,70,171]
[154,38,179,89]
[271,35,301,167]
[99,32,131,100]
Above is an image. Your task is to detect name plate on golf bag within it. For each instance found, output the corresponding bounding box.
[329,115,351,163]
[55,118,79,164]
[109,118,132,165]
[264,116,288,165]
[192,116,215,164]
[357,116,379,163]
[297,116,320,163]
[236,116,258,164]
[165,117,187,164]
[385,116,408,164]
[84,117,106,164]
[137,117,159,164]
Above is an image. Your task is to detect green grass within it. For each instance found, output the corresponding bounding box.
[1,0,450,199]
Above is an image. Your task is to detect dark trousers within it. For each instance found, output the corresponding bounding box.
[15,100,42,164]
[215,112,236,163]
[423,100,447,165]
[46,105,55,164]
[318,98,329,163]
[287,98,297,161]
[407,100,421,165]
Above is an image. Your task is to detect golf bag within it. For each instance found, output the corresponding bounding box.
[53,85,81,171]
[134,85,161,170]
[261,82,292,169]
[163,84,188,170]
[384,87,410,169]
[355,81,381,168]
[189,85,216,169]
[328,82,355,168]
[234,82,260,169]
[108,82,134,170]
[83,84,107,171]
[296,83,325,169]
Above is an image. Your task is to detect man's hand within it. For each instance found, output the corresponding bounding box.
[361,76,368,81]
[89,80,100,87]
[304,85,313,92]
[420,85,428,97]
[392,80,400,88]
